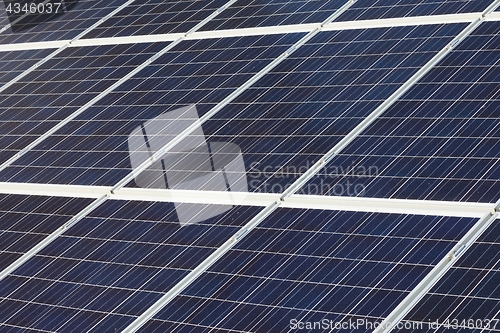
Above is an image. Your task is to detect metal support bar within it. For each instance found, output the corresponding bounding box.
[373,212,498,333]
[494,198,500,213]
[0,182,110,198]
[5,11,500,53]
[0,182,495,217]
[283,195,495,218]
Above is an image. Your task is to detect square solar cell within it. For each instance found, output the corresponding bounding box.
[0,200,263,332]
[0,33,304,186]
[139,209,477,332]
[0,48,52,86]
[83,0,228,39]
[129,24,465,195]
[0,0,123,44]
[337,0,492,22]
[0,194,93,272]
[302,21,500,203]
[403,216,500,332]
[0,42,166,169]
[199,0,346,31]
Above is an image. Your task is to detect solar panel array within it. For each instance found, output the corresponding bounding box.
[303,21,500,203]
[0,0,499,332]
[141,210,477,332]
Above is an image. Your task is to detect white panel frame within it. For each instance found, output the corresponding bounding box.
[0,182,495,218]
[4,12,500,52]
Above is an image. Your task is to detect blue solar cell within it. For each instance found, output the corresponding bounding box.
[0,200,262,332]
[337,0,492,21]
[0,48,52,85]
[0,42,166,169]
[130,24,464,195]
[84,0,228,39]
[0,0,124,45]
[404,218,500,332]
[0,195,93,272]
[0,33,304,186]
[141,209,476,332]
[200,0,345,31]
[303,21,500,202]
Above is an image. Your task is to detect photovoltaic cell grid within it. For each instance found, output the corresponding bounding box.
[0,33,304,187]
[199,0,346,31]
[0,200,262,332]
[138,209,477,332]
[0,194,93,272]
[0,48,52,86]
[0,42,166,171]
[402,219,500,332]
[0,0,123,45]
[302,21,500,203]
[132,24,466,195]
[336,0,492,22]
[83,0,228,39]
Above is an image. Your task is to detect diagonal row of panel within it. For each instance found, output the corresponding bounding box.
[0,1,353,331]
[0,1,355,331]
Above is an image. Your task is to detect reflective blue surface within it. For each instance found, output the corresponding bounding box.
[143,24,464,194]
[0,33,303,186]
[141,209,476,332]
[0,200,261,332]
[303,22,500,202]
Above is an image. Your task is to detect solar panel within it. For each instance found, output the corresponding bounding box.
[336,0,492,22]
[0,33,304,186]
[0,48,52,85]
[403,218,500,332]
[125,23,466,195]
[0,42,167,170]
[0,194,93,272]
[199,0,346,31]
[0,200,263,332]
[302,21,500,203]
[137,209,477,332]
[0,0,498,332]
[0,0,124,44]
[83,0,228,39]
